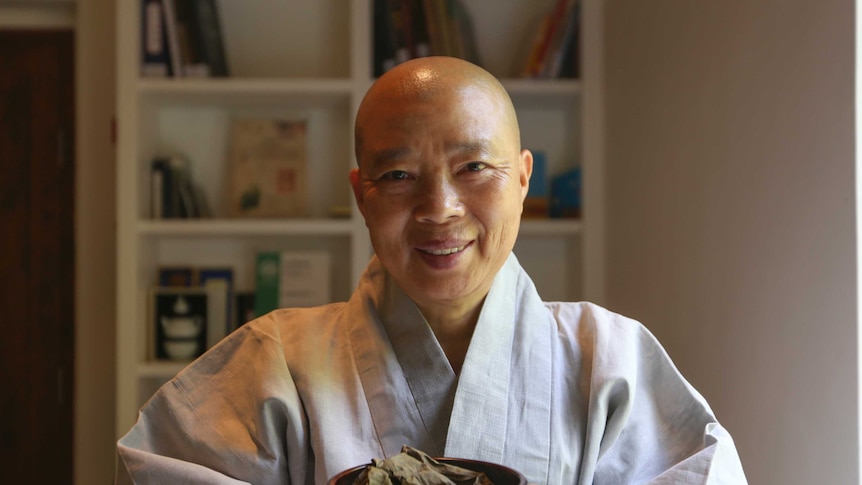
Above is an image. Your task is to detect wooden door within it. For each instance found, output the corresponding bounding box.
[0,30,75,482]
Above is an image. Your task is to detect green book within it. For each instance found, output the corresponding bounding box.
[254,251,331,317]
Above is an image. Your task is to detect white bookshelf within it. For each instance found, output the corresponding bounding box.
[115,0,604,437]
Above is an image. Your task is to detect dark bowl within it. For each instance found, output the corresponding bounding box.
[328,457,527,485]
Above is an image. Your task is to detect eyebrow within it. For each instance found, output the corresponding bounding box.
[371,147,412,164]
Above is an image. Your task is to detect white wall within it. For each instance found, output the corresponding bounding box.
[603,1,856,484]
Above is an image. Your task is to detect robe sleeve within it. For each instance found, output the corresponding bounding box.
[575,305,747,485]
[115,317,311,485]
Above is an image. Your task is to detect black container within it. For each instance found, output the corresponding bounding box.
[328,457,527,485]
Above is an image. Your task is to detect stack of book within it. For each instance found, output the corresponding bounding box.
[519,0,581,79]
[373,0,480,76]
[140,0,229,78]
[150,154,210,219]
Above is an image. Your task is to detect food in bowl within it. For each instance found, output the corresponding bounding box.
[328,446,526,485]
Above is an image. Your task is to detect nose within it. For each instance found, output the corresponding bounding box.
[413,175,465,224]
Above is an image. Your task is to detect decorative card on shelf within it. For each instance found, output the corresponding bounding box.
[149,287,209,362]
[254,251,331,316]
[226,118,309,218]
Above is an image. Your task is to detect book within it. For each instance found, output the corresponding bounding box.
[234,292,256,327]
[171,0,211,77]
[226,118,309,218]
[373,0,398,75]
[448,0,480,65]
[523,151,549,218]
[550,167,581,219]
[387,0,412,65]
[198,267,234,338]
[141,0,170,77]
[408,0,431,58]
[422,0,446,56]
[150,157,168,218]
[254,251,331,317]
[185,0,229,77]
[162,0,183,77]
[203,278,229,349]
[533,0,574,78]
[556,0,582,79]
[542,0,581,79]
[151,154,200,219]
[158,266,195,286]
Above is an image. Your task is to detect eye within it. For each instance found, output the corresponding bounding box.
[464,162,487,172]
[380,170,410,181]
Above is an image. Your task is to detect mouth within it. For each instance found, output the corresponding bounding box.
[419,245,467,256]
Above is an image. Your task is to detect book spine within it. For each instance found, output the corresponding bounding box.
[162,0,183,77]
[557,0,581,78]
[151,157,174,218]
[188,0,229,77]
[253,251,281,317]
[521,14,552,78]
[422,0,444,56]
[543,0,580,78]
[174,0,211,77]
[434,0,454,56]
[141,0,170,77]
[167,155,190,218]
[387,0,411,65]
[409,0,431,57]
[204,280,229,349]
[150,158,166,219]
[373,0,397,75]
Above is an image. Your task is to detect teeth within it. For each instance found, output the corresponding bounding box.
[425,246,465,256]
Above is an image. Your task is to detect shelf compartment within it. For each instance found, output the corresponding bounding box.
[137,98,353,220]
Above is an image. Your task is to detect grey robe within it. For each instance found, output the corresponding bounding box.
[116,254,747,484]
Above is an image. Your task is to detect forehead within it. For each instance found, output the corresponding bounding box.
[360,85,509,156]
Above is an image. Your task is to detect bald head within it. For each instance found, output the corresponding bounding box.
[354,57,521,164]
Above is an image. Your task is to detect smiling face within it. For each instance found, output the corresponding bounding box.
[351,57,532,317]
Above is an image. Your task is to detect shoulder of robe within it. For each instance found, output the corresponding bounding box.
[540,301,672,363]
[198,302,352,360]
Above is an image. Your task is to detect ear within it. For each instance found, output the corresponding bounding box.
[349,168,366,217]
[518,149,534,202]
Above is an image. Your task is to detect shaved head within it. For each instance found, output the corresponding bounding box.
[348,55,533,325]
[354,56,521,165]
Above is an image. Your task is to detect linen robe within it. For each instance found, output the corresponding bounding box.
[116,254,747,484]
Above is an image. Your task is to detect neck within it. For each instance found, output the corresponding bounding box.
[418,300,484,374]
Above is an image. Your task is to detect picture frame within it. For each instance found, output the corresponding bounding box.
[149,287,209,361]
